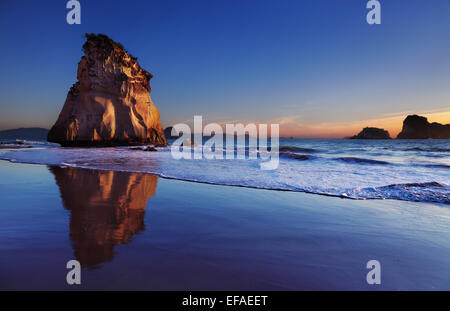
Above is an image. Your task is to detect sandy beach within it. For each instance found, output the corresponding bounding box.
[1,160,449,290]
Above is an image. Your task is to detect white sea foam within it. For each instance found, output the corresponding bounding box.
[0,139,449,204]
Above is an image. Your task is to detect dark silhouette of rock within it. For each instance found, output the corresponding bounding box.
[0,127,48,140]
[397,115,450,139]
[144,146,157,151]
[47,34,167,146]
[350,127,391,139]
[164,126,179,139]
[130,146,157,151]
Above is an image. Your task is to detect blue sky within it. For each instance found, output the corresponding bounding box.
[0,0,449,137]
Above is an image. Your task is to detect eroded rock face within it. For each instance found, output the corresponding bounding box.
[350,127,391,139]
[47,34,167,146]
[397,115,450,139]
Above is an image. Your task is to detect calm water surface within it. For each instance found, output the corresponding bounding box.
[0,161,450,290]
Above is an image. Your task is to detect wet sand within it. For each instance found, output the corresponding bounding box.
[0,160,449,290]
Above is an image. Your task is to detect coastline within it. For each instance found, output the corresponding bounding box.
[1,138,449,205]
[1,160,450,290]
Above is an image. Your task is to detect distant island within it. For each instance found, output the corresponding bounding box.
[350,127,391,139]
[164,126,177,139]
[351,115,450,139]
[397,115,450,139]
[0,128,48,140]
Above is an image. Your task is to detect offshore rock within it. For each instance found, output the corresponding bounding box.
[350,127,391,139]
[48,34,167,146]
[397,115,450,139]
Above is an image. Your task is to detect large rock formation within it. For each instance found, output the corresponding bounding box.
[397,115,450,139]
[48,34,167,146]
[350,127,391,139]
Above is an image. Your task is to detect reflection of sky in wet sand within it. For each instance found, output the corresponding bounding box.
[49,166,158,267]
[1,161,450,290]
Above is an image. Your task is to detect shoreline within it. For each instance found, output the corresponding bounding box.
[1,158,447,206]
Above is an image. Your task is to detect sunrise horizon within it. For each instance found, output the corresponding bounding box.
[1,0,450,295]
[2,109,449,139]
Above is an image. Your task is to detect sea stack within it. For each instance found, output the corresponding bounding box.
[350,127,391,139]
[397,115,450,139]
[47,33,167,146]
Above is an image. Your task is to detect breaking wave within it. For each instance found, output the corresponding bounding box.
[404,147,450,153]
[279,146,319,153]
[279,152,317,161]
[0,138,449,204]
[349,182,449,204]
[336,157,390,165]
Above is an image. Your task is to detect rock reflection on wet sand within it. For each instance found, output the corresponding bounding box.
[49,166,158,267]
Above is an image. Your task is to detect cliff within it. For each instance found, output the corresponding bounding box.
[47,33,167,146]
[350,127,391,139]
[397,115,450,139]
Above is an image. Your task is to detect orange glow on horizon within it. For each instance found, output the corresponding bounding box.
[277,111,450,139]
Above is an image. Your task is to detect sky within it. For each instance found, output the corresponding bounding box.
[0,0,449,138]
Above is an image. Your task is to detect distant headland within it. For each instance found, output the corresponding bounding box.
[350,115,450,140]
[0,128,48,141]
[397,115,450,139]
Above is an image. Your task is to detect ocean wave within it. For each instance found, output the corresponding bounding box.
[279,146,318,153]
[0,144,449,205]
[404,147,450,152]
[422,164,450,169]
[350,182,450,204]
[0,139,58,148]
[279,152,317,161]
[385,181,445,188]
[336,157,390,165]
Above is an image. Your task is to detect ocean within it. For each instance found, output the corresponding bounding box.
[1,139,449,204]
